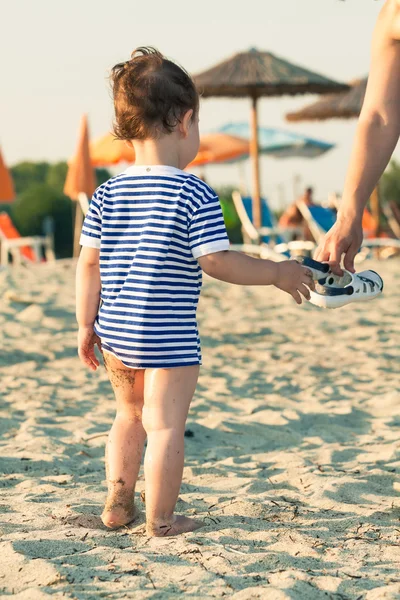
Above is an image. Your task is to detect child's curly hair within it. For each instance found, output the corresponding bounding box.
[110,47,199,141]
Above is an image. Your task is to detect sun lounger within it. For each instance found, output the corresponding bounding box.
[77,192,89,217]
[297,199,400,261]
[383,201,400,240]
[0,213,55,266]
[231,191,315,259]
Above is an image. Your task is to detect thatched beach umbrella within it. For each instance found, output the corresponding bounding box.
[195,48,349,227]
[286,78,367,122]
[284,78,383,233]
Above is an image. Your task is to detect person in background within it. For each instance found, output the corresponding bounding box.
[316,0,400,274]
[278,187,315,241]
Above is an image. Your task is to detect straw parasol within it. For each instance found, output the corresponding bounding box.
[286,78,367,122]
[0,148,15,203]
[64,115,96,257]
[195,48,349,227]
[284,77,383,233]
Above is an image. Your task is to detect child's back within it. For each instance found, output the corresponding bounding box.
[75,47,314,537]
[81,166,229,369]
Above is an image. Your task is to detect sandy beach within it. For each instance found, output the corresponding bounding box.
[0,257,400,600]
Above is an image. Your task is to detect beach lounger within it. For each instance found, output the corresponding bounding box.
[231,191,315,259]
[0,213,55,266]
[297,199,400,260]
[296,200,337,244]
[383,201,400,240]
[77,192,90,217]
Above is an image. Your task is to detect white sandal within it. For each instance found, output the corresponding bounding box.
[309,269,384,309]
[296,256,330,280]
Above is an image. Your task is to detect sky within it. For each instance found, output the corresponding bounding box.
[1,0,398,208]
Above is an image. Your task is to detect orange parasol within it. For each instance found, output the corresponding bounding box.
[0,148,15,203]
[188,133,249,168]
[64,115,96,200]
[64,115,97,257]
[86,131,249,169]
[90,133,135,166]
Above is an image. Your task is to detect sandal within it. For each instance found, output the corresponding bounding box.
[308,269,384,309]
[296,256,330,280]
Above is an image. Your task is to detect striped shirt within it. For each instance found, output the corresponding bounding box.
[79,165,230,368]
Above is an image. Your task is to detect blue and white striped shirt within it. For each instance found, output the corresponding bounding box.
[79,165,230,368]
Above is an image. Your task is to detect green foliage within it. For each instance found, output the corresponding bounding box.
[96,168,112,187]
[11,161,112,196]
[11,162,50,195]
[215,186,243,243]
[46,162,68,192]
[381,160,400,206]
[8,161,112,258]
[11,184,73,258]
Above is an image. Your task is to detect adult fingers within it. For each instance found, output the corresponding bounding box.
[327,243,344,276]
[314,244,328,263]
[343,242,359,273]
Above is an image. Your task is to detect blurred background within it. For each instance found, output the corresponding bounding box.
[1,0,399,258]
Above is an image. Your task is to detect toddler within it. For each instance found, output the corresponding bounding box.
[76,47,314,537]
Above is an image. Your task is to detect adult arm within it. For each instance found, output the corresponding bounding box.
[316,0,400,274]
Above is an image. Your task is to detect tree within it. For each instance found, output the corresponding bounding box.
[11,161,112,196]
[10,162,50,195]
[214,186,242,243]
[8,161,113,257]
[46,162,68,193]
[381,160,400,206]
[11,184,73,258]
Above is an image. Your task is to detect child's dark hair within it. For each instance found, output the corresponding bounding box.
[110,47,199,141]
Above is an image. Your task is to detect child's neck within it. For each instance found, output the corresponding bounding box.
[132,138,181,169]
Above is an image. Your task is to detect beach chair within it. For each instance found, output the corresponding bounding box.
[231,191,315,259]
[77,192,89,217]
[0,213,55,266]
[298,199,400,261]
[383,201,400,240]
[296,200,337,244]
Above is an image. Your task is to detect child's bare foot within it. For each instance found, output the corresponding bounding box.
[101,486,138,529]
[146,515,204,537]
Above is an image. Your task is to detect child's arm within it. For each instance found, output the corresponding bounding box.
[198,251,315,305]
[76,247,102,371]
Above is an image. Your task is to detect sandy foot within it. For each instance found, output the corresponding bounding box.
[146,515,205,537]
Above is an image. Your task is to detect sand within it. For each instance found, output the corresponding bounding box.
[0,257,400,600]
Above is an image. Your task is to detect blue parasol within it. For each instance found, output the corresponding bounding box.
[218,123,334,160]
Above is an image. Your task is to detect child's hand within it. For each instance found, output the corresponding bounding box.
[78,326,102,371]
[274,260,315,305]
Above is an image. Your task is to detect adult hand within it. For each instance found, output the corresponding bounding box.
[315,214,363,276]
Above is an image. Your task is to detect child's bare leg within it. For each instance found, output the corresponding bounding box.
[142,365,204,537]
[101,351,147,529]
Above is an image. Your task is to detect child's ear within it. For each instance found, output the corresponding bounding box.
[124,140,133,148]
[180,109,194,138]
